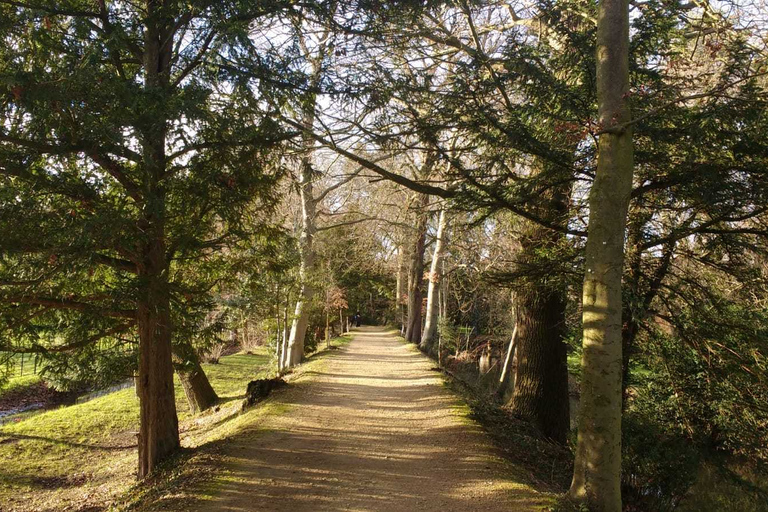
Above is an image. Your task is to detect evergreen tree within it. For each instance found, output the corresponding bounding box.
[0,0,289,477]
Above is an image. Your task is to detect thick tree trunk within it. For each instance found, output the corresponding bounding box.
[136,239,179,479]
[172,345,218,414]
[177,359,218,414]
[569,0,633,507]
[136,11,179,479]
[505,159,572,443]
[420,209,448,353]
[507,284,569,443]
[405,195,430,343]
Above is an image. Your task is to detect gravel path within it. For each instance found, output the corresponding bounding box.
[198,327,549,511]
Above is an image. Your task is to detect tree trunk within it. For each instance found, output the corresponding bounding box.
[497,324,518,401]
[420,209,448,353]
[507,284,569,443]
[285,39,326,369]
[569,0,633,507]
[136,12,179,479]
[136,239,179,479]
[405,195,429,343]
[504,159,572,443]
[396,243,408,333]
[285,169,315,367]
[280,297,290,372]
[172,345,218,414]
[176,359,218,414]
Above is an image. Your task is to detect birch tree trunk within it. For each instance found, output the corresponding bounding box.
[285,38,327,369]
[569,0,633,507]
[420,209,448,353]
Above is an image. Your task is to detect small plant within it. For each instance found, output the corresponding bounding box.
[203,343,224,364]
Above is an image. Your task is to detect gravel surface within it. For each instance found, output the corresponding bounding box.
[197,327,549,511]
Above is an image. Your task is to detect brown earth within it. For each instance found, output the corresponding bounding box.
[194,327,551,511]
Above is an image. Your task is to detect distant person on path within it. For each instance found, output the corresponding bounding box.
[355,311,361,327]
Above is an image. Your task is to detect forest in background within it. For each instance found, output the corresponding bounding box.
[0,0,767,510]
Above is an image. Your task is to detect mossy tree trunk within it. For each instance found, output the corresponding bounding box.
[569,0,633,507]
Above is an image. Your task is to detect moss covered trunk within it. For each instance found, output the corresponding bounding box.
[569,0,633,507]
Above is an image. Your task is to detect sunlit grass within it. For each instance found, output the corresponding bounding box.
[0,348,270,510]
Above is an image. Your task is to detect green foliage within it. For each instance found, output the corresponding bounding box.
[0,1,292,391]
[636,298,768,464]
[621,412,701,511]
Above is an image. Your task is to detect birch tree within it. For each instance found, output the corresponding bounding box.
[420,208,449,352]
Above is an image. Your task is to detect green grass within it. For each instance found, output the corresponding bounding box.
[0,374,42,400]
[0,348,271,510]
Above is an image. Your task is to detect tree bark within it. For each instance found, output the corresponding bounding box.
[171,343,218,414]
[285,37,326,369]
[507,283,569,443]
[176,358,218,414]
[136,7,180,479]
[285,158,316,367]
[396,243,408,333]
[136,267,179,479]
[504,158,572,444]
[420,209,448,353]
[404,194,430,343]
[569,0,633,507]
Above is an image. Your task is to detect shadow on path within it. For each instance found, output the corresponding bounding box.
[187,327,550,512]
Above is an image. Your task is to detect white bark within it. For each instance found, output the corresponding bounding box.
[284,35,326,369]
[420,209,449,351]
[286,165,315,367]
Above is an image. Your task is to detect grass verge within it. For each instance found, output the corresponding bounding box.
[0,349,270,512]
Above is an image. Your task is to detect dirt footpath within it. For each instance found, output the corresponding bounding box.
[197,327,550,511]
